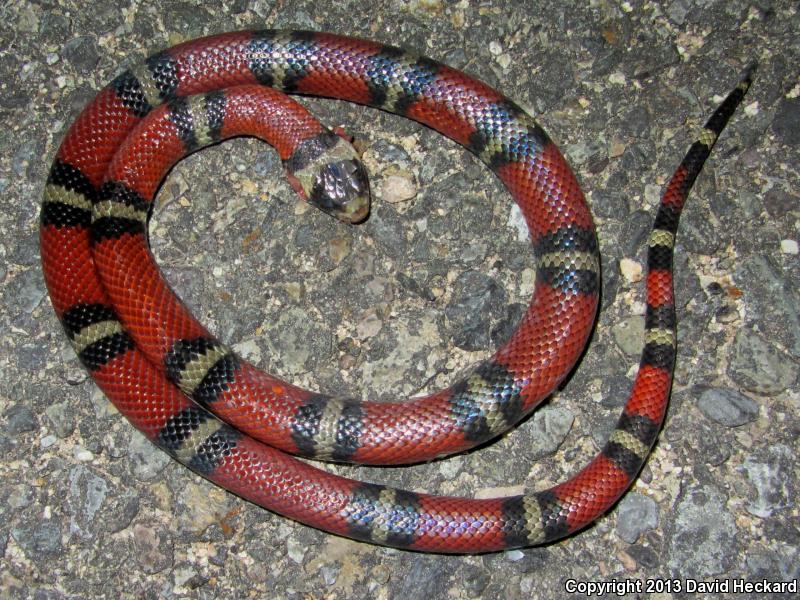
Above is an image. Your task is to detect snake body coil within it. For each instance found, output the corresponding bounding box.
[40,31,753,553]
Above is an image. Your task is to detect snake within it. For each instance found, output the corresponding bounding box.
[40,30,754,553]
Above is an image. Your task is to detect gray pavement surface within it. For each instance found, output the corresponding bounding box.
[1,0,798,598]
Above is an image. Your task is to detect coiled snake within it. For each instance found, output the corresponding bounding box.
[40,31,754,553]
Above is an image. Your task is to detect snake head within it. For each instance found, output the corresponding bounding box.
[285,132,370,223]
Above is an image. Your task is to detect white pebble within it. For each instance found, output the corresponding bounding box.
[507,203,529,242]
[644,184,661,206]
[73,446,94,462]
[233,339,262,363]
[380,172,417,203]
[505,549,525,562]
[620,258,643,283]
[780,239,798,255]
[744,101,760,116]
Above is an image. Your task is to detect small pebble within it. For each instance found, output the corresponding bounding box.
[320,564,339,586]
[380,172,417,203]
[744,101,760,117]
[438,456,462,479]
[8,484,35,509]
[356,309,383,340]
[233,339,262,364]
[4,404,37,435]
[612,316,646,356]
[505,549,525,562]
[780,239,798,254]
[286,538,306,563]
[507,204,529,242]
[328,237,351,264]
[697,387,759,427]
[73,446,94,462]
[45,402,75,438]
[616,493,658,543]
[40,434,57,448]
[620,258,643,283]
[609,72,626,85]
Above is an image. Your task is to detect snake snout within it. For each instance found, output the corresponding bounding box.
[311,158,370,223]
[285,131,371,224]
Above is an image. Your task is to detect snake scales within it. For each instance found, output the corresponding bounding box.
[40,31,754,553]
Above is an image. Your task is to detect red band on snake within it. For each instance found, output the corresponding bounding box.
[40,30,754,553]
